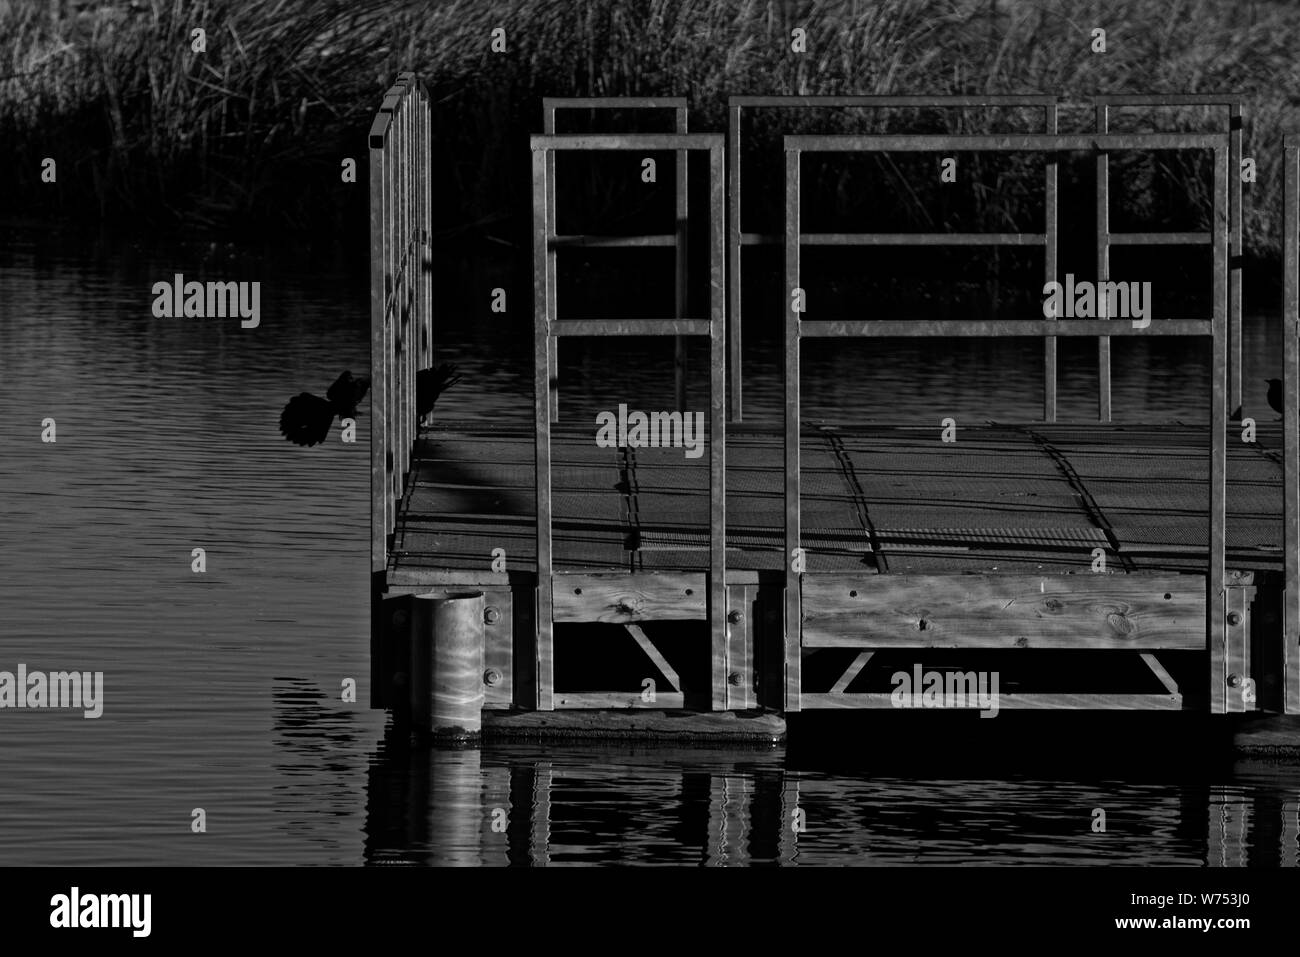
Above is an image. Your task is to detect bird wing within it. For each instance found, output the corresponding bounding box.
[327,371,372,416]
[279,393,336,446]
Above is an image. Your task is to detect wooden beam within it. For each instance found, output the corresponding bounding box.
[625,623,681,692]
[553,692,687,709]
[801,575,1206,649]
[799,692,1183,710]
[726,584,756,710]
[829,651,874,694]
[552,573,707,623]
[1139,652,1179,696]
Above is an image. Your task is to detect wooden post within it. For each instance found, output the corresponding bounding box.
[410,592,486,734]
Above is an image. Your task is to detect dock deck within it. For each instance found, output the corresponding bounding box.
[367,83,1300,727]
[392,420,1284,578]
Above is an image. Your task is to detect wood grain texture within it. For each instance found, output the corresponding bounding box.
[801,575,1206,649]
[551,573,707,622]
[481,707,786,740]
[553,692,686,709]
[799,692,1183,710]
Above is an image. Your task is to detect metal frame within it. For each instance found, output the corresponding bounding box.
[542,98,690,420]
[1284,134,1300,715]
[783,131,1229,712]
[369,72,431,577]
[730,94,1244,423]
[530,132,727,711]
[728,95,1059,423]
[1088,95,1244,421]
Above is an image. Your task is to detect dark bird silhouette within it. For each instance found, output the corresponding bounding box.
[279,370,371,447]
[417,363,462,419]
[1267,377,1284,416]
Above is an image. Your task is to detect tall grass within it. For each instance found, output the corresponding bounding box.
[1,0,1298,257]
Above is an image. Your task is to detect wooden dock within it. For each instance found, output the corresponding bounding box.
[367,81,1300,734]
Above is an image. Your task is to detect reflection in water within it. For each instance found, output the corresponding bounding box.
[2,227,1298,866]
[361,738,1300,866]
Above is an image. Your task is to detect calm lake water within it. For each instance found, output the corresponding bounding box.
[0,226,1296,866]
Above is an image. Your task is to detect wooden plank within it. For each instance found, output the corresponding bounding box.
[625,623,681,691]
[801,575,1207,649]
[1222,585,1254,713]
[483,707,786,740]
[709,140,728,712]
[829,651,873,694]
[1139,652,1179,696]
[551,573,707,622]
[799,692,1183,710]
[726,584,756,710]
[553,692,686,709]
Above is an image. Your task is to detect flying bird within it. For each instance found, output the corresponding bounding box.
[279,370,371,447]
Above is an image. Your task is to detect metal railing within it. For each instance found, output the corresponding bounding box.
[529,132,728,711]
[542,97,690,420]
[1282,133,1300,715]
[369,73,431,575]
[782,131,1229,712]
[729,94,1245,423]
[1087,95,1244,421]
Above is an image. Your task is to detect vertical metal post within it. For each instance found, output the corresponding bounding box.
[1285,141,1300,715]
[532,147,555,711]
[727,100,743,423]
[386,127,399,514]
[709,142,727,710]
[422,85,433,390]
[1044,102,1058,422]
[1229,103,1243,417]
[543,105,559,425]
[1209,145,1228,712]
[675,105,689,413]
[1096,103,1111,422]
[369,119,388,574]
[784,142,802,713]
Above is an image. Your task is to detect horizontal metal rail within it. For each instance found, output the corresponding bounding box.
[785,132,1226,151]
[798,319,1213,338]
[551,319,712,336]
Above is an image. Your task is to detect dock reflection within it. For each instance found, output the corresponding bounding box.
[362,728,1300,866]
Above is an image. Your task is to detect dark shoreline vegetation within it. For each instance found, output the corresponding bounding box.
[1,0,1297,292]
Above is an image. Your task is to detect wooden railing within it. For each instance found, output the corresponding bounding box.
[369,73,431,575]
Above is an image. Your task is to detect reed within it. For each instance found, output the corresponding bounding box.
[0,0,1296,256]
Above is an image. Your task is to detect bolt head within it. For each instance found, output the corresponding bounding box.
[727,672,742,686]
[1228,673,1241,688]
[727,610,743,624]
[1227,611,1243,627]
[483,668,502,686]
[484,606,501,625]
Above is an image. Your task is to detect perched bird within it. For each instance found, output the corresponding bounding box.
[416,363,462,419]
[279,370,371,446]
[1267,377,1284,416]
